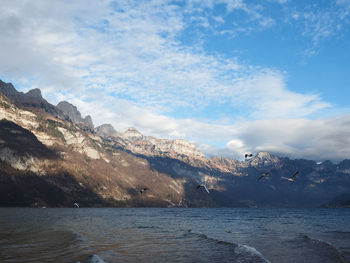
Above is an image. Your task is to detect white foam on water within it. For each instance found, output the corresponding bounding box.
[77,254,106,263]
[234,244,271,263]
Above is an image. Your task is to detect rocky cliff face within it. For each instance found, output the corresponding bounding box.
[1,80,350,208]
[0,91,196,207]
[0,80,21,100]
[94,122,350,207]
[56,101,94,132]
[95,124,117,137]
[0,80,63,117]
[96,126,206,160]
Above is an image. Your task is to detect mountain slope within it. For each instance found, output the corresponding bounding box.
[0,92,204,207]
[1,80,350,207]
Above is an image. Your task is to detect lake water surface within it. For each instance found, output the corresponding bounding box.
[0,208,349,263]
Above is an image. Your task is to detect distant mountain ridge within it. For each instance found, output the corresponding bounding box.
[0,80,63,117]
[0,79,350,208]
[95,125,206,160]
[94,123,117,137]
[56,101,94,132]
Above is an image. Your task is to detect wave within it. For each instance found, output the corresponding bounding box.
[184,229,235,246]
[184,230,271,263]
[74,231,270,263]
[327,230,350,247]
[0,229,85,262]
[327,230,350,235]
[76,254,106,263]
[234,245,271,263]
[136,225,160,229]
[286,234,347,263]
[301,234,344,252]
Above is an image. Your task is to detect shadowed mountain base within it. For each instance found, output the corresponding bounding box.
[0,162,107,207]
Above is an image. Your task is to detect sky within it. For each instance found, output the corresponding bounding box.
[1,0,350,162]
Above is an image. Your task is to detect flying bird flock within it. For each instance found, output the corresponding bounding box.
[137,153,300,197]
[244,153,301,183]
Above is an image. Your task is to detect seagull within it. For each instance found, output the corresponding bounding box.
[258,172,270,181]
[245,153,253,159]
[73,202,79,208]
[196,184,210,194]
[281,170,299,182]
[140,187,148,194]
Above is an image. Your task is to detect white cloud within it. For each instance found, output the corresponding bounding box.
[283,2,350,54]
[226,115,350,162]
[268,0,289,4]
[0,1,349,162]
[212,15,225,25]
[1,0,328,119]
[58,94,350,162]
[238,72,330,119]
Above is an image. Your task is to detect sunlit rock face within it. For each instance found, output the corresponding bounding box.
[120,127,144,141]
[1,80,350,208]
[249,152,280,168]
[96,125,205,160]
[95,124,117,138]
[56,101,94,131]
[0,86,191,208]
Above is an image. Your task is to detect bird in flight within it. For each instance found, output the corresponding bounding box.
[281,170,299,182]
[258,172,270,181]
[140,187,149,194]
[245,153,253,159]
[196,184,210,194]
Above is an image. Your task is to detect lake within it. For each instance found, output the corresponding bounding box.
[0,208,349,262]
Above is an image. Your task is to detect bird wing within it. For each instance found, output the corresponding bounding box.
[258,175,264,180]
[291,171,299,179]
[203,185,210,194]
[281,176,289,180]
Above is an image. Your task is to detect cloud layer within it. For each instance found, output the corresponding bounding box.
[0,0,349,162]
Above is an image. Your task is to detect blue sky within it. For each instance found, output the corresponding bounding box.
[1,0,350,161]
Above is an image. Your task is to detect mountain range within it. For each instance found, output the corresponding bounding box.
[0,79,349,207]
